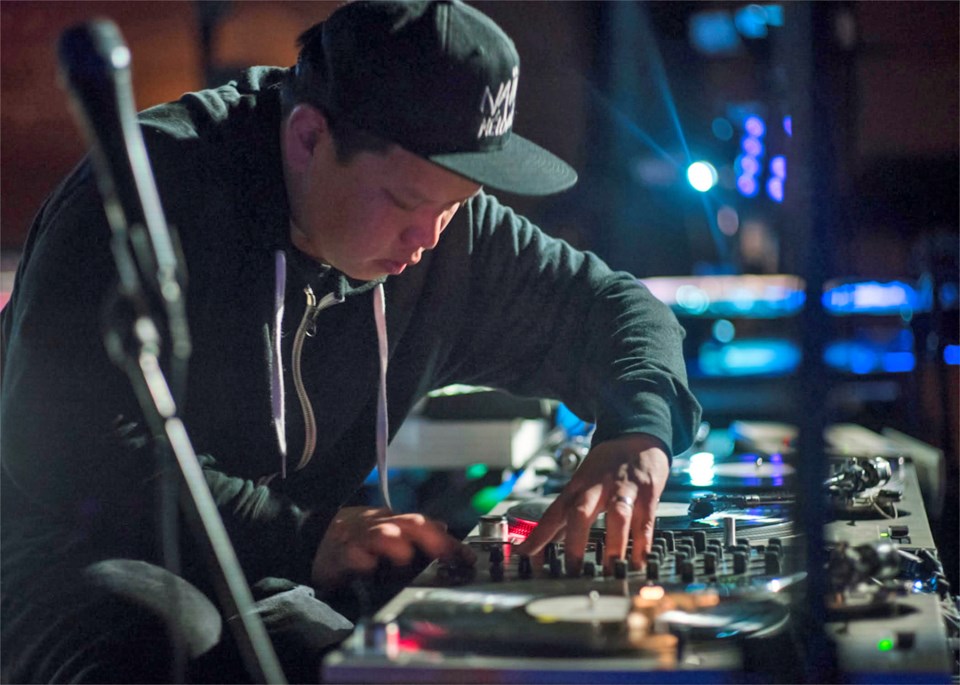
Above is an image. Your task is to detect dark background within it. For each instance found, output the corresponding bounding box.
[1,2,957,583]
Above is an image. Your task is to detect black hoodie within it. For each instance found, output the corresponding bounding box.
[0,67,701,591]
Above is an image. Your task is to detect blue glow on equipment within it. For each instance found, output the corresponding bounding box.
[824,338,916,375]
[687,161,719,192]
[698,339,801,377]
[944,345,959,365]
[882,352,916,373]
[823,280,917,315]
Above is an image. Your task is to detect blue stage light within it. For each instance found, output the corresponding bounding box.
[687,161,719,192]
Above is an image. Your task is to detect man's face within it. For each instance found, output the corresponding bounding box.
[291,139,481,281]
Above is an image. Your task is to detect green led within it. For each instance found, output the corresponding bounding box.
[466,463,488,480]
[877,638,894,652]
[470,486,502,514]
[879,531,890,538]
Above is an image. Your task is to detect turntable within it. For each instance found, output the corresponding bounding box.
[323,427,953,683]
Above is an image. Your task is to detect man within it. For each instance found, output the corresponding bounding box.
[1,1,701,682]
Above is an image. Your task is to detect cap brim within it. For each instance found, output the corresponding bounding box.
[427,134,577,197]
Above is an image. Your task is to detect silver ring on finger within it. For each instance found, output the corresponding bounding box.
[612,495,635,507]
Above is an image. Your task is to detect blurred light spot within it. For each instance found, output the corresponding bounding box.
[945,345,959,365]
[735,5,769,38]
[737,175,759,197]
[717,205,740,236]
[676,285,711,315]
[687,161,719,192]
[712,319,736,343]
[770,155,786,178]
[783,116,792,137]
[766,176,784,203]
[823,281,915,314]
[738,154,760,176]
[741,136,764,157]
[466,463,488,480]
[688,452,716,486]
[712,117,734,141]
[882,352,915,373]
[744,116,766,138]
[764,5,785,26]
[632,156,678,187]
[689,11,743,56]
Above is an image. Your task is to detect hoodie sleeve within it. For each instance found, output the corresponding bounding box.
[433,192,701,457]
[0,162,316,586]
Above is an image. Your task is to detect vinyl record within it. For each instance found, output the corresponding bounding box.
[393,588,789,656]
[394,589,639,655]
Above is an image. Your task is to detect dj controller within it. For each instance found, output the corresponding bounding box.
[323,424,958,683]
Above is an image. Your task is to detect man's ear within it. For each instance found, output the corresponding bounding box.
[283,104,331,172]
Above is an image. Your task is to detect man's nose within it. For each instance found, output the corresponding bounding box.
[401,213,445,251]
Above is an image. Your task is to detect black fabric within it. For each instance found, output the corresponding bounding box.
[0,559,353,684]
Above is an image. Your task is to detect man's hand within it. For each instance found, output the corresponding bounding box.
[514,433,669,576]
[311,506,475,588]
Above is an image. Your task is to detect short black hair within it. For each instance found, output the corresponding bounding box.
[281,23,392,163]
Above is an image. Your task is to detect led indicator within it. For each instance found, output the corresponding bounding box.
[877,638,893,652]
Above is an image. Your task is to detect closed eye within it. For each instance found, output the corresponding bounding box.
[384,188,419,212]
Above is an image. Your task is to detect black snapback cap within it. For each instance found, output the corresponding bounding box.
[294,0,577,196]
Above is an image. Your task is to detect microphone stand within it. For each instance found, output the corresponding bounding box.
[57,19,285,684]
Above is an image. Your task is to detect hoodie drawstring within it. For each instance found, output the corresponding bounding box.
[372,282,392,509]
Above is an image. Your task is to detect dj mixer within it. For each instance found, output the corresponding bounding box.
[323,425,957,683]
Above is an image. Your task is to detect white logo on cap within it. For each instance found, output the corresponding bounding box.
[477,67,519,139]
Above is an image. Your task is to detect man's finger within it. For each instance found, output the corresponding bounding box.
[560,488,604,577]
[513,494,571,555]
[603,493,636,574]
[629,497,657,570]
